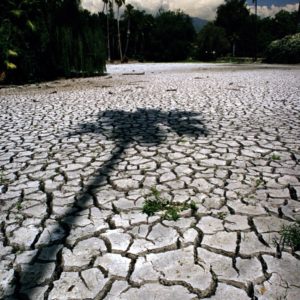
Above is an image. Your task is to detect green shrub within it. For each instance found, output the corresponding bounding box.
[264,33,300,64]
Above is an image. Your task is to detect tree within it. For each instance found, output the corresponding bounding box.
[1,0,106,83]
[103,0,111,61]
[215,0,250,56]
[147,10,195,61]
[195,22,230,60]
[123,3,134,59]
[115,0,125,61]
[0,0,40,80]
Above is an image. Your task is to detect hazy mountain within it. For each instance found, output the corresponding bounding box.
[192,17,208,32]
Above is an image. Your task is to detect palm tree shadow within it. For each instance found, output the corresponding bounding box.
[14,108,208,298]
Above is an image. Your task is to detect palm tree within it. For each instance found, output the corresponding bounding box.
[115,0,125,61]
[123,3,134,59]
[297,1,300,31]
[253,0,258,60]
[103,0,111,61]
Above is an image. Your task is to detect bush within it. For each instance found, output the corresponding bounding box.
[264,33,300,64]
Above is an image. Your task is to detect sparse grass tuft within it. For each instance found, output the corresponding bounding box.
[16,201,22,210]
[142,187,198,221]
[164,206,180,221]
[270,154,281,161]
[217,212,228,220]
[255,178,264,188]
[0,170,8,185]
[142,198,166,216]
[274,222,300,251]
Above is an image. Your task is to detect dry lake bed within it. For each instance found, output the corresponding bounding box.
[1,63,300,299]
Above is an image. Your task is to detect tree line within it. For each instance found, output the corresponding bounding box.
[196,0,299,60]
[0,0,299,83]
[0,0,106,83]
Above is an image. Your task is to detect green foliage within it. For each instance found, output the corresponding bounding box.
[270,154,281,161]
[195,22,230,60]
[217,212,228,220]
[215,0,250,55]
[0,0,106,83]
[255,178,264,188]
[0,171,7,185]
[142,187,198,221]
[147,10,195,62]
[142,199,166,216]
[265,33,300,64]
[16,201,22,210]
[275,222,300,251]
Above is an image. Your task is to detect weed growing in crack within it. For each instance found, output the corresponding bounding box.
[150,186,161,199]
[270,154,281,161]
[255,178,264,188]
[142,187,198,221]
[164,206,180,221]
[274,222,300,252]
[16,201,22,210]
[190,200,197,211]
[217,212,228,220]
[142,198,166,216]
[0,170,8,185]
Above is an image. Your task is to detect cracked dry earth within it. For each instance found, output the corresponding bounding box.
[0,63,300,300]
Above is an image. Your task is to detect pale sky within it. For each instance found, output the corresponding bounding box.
[81,0,299,20]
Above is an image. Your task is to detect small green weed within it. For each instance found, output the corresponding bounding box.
[217,212,228,220]
[142,187,197,221]
[16,201,22,210]
[255,178,264,188]
[0,171,8,185]
[178,138,187,143]
[190,200,197,211]
[165,206,180,221]
[142,198,166,216]
[274,222,300,251]
[270,154,281,161]
[150,186,161,199]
